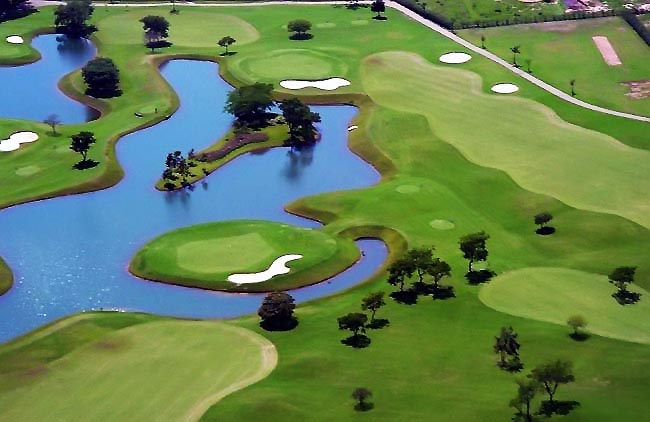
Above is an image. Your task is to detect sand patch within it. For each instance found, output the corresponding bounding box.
[0,131,39,152]
[15,165,41,177]
[622,80,650,100]
[280,77,350,91]
[429,219,455,230]
[439,52,472,64]
[592,36,622,66]
[491,83,519,94]
[228,254,303,284]
[347,125,359,131]
[396,184,420,194]
[6,35,24,44]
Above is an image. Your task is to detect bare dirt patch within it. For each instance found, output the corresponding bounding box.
[531,21,579,33]
[592,36,622,66]
[622,80,650,99]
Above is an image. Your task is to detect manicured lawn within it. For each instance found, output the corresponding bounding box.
[480,267,650,344]
[460,17,650,117]
[0,257,11,295]
[130,220,359,292]
[0,314,276,422]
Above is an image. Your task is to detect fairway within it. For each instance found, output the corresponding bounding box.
[0,320,276,422]
[480,267,650,344]
[130,220,359,292]
[362,51,650,229]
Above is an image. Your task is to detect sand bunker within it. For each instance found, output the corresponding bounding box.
[347,125,359,131]
[0,131,39,152]
[227,254,303,284]
[280,78,350,91]
[6,35,24,44]
[439,52,472,64]
[592,36,622,66]
[491,83,519,94]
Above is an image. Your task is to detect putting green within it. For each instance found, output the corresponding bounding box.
[429,219,455,230]
[130,220,359,292]
[396,184,420,194]
[96,11,260,48]
[0,320,276,421]
[231,49,348,82]
[362,52,650,229]
[14,165,41,177]
[480,267,650,344]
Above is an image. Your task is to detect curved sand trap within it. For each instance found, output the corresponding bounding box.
[491,83,519,94]
[347,125,359,131]
[6,35,24,44]
[439,52,472,64]
[0,131,39,152]
[429,219,455,230]
[228,254,303,284]
[280,78,350,91]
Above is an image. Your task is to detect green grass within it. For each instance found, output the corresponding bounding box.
[0,256,11,295]
[130,220,360,292]
[460,17,650,117]
[480,267,650,344]
[0,315,276,421]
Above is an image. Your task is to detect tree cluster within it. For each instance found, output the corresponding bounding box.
[81,57,122,98]
[338,291,387,348]
[0,0,35,23]
[387,246,453,302]
[278,98,321,145]
[54,0,97,39]
[161,150,197,190]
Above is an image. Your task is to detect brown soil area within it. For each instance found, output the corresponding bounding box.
[622,80,650,100]
[197,132,269,162]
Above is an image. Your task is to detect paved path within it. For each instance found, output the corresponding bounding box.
[31,0,650,122]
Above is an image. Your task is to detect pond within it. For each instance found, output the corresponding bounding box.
[0,34,98,123]
[0,58,385,342]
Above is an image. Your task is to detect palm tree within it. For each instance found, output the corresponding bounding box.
[480,34,486,49]
[570,79,576,97]
[525,58,532,73]
[510,45,521,67]
[494,326,520,368]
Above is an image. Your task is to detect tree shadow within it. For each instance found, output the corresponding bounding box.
[341,334,371,348]
[372,16,388,21]
[431,285,456,300]
[219,51,237,57]
[354,402,374,411]
[260,317,299,332]
[465,269,495,285]
[538,400,580,417]
[367,318,389,330]
[535,226,556,236]
[498,358,523,373]
[389,289,418,305]
[73,159,99,170]
[569,332,590,342]
[289,33,313,40]
[613,290,641,305]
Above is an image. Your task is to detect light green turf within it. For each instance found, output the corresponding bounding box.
[14,165,41,177]
[480,267,650,344]
[460,17,650,117]
[361,51,650,229]
[130,220,359,292]
[0,318,275,422]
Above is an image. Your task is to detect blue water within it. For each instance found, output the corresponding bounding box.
[0,34,98,123]
[0,59,385,342]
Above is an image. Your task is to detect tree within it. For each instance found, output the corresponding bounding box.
[426,258,451,289]
[218,35,236,56]
[140,15,171,52]
[224,82,275,128]
[570,79,576,97]
[0,0,35,23]
[81,57,121,98]
[494,326,521,370]
[459,231,490,273]
[525,58,532,73]
[608,266,640,304]
[371,0,386,19]
[338,312,367,339]
[566,314,587,337]
[43,114,61,135]
[405,247,434,283]
[509,378,540,422]
[278,97,321,144]
[351,387,374,411]
[287,19,312,40]
[54,0,97,39]
[510,45,521,67]
[528,359,575,404]
[258,291,297,331]
[534,212,553,229]
[361,291,385,323]
[387,256,413,292]
[70,131,96,163]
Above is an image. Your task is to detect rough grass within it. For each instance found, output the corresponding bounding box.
[0,316,276,422]
[480,267,650,344]
[129,220,360,292]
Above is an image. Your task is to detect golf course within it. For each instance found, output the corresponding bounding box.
[0,1,648,421]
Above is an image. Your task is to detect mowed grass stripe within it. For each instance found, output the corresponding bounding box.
[480,267,650,344]
[361,52,650,228]
[0,320,277,422]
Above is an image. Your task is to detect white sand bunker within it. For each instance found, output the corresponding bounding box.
[592,36,622,66]
[227,254,303,284]
[280,78,350,91]
[491,83,519,94]
[439,52,472,64]
[347,125,359,131]
[0,131,39,152]
[6,35,24,44]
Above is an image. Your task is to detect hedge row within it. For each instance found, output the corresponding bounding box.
[622,12,650,47]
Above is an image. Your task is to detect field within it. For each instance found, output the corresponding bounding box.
[0,3,648,422]
[460,17,650,117]
[130,220,360,292]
